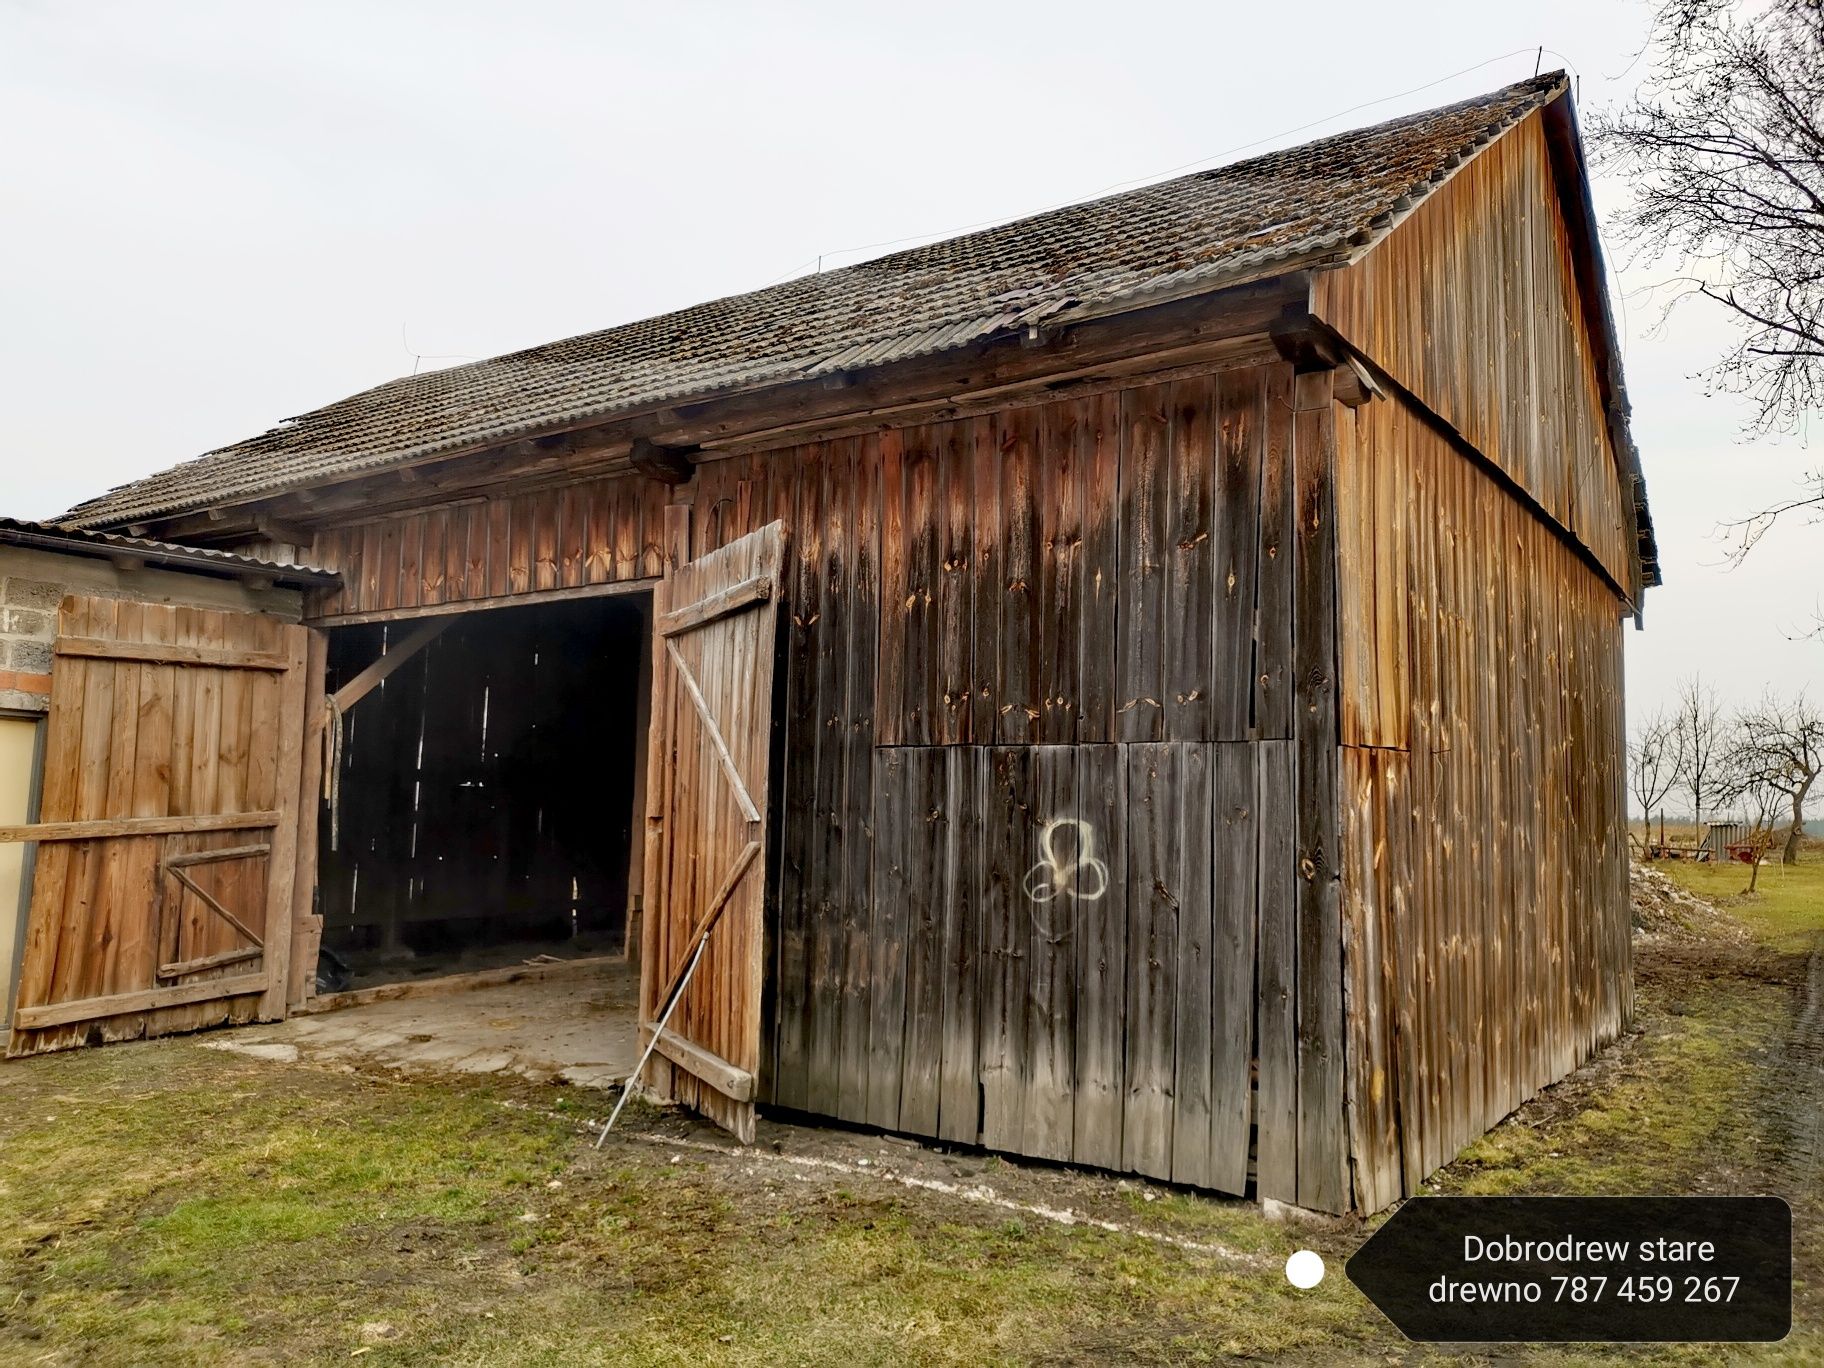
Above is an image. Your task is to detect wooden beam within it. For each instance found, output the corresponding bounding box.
[54,637,291,671]
[629,438,695,485]
[158,946,264,980]
[307,577,655,628]
[12,973,270,1029]
[254,515,317,546]
[0,811,281,843]
[648,841,762,1018]
[296,954,623,1014]
[656,574,773,638]
[329,617,449,712]
[1269,309,1347,373]
[642,1024,755,1102]
[1333,354,1385,408]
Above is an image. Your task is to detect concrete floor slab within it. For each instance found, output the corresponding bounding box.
[235,960,641,1089]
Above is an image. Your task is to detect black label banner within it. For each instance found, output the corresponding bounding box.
[1345,1196,1791,1343]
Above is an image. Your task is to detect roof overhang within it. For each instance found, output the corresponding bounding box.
[0,517,340,590]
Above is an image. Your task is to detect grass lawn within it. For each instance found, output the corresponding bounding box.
[1650,842,1824,953]
[0,863,1818,1365]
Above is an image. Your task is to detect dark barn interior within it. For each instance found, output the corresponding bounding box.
[318,595,650,988]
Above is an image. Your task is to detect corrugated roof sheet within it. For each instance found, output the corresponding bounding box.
[65,73,1567,529]
[0,517,339,584]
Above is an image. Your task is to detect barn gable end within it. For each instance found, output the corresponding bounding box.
[1315,104,1640,601]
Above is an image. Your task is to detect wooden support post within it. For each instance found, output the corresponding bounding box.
[287,627,328,1009]
[625,592,653,963]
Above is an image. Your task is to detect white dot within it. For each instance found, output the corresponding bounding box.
[1285,1249,1325,1289]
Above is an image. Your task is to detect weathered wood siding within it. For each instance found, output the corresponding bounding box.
[1335,391,1630,1213]
[308,479,674,619]
[1314,110,1635,597]
[7,599,309,1055]
[688,361,1351,1208]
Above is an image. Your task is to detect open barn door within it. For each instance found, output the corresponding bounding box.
[2,597,309,1056]
[639,520,785,1143]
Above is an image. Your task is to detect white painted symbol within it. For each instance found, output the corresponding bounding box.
[1023,818,1109,943]
[1022,818,1110,905]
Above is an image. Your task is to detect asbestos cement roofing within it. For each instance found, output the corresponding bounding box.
[65,73,1568,529]
[0,517,339,584]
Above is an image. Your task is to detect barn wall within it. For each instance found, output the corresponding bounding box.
[307,477,674,619]
[1334,390,1631,1213]
[1313,110,1635,598]
[687,360,1352,1210]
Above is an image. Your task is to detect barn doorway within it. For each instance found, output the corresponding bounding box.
[316,592,652,992]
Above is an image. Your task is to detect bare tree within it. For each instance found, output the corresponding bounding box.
[1629,709,1687,852]
[1592,0,1824,553]
[1672,677,1726,831]
[1730,689,1824,863]
[1715,728,1786,891]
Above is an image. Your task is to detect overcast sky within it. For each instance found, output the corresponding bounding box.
[2,0,1817,719]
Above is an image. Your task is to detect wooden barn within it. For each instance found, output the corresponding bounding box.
[12,72,1657,1215]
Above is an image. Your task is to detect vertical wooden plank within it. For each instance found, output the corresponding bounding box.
[842,436,891,1134]
[886,746,945,1137]
[1255,363,1297,739]
[775,448,823,1113]
[1212,369,1263,741]
[1068,743,1126,1169]
[1167,742,1216,1188]
[1208,740,1257,1195]
[257,625,309,1021]
[556,484,586,588]
[1036,401,1086,745]
[1116,384,1168,742]
[419,508,448,606]
[1291,369,1347,1214]
[876,429,909,747]
[1020,743,1077,1162]
[91,601,142,1004]
[934,419,975,745]
[898,424,938,746]
[1078,391,1121,742]
[507,493,535,595]
[532,490,559,592]
[486,496,513,599]
[1163,376,1214,742]
[395,513,423,611]
[359,521,384,614]
[937,746,985,1144]
[968,416,1002,743]
[1121,742,1180,1181]
[978,746,1028,1152]
[287,627,328,1008]
[1334,401,1377,746]
[1253,738,1298,1203]
[996,407,1042,744]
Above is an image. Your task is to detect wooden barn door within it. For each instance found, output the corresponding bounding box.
[640,521,785,1142]
[3,598,309,1056]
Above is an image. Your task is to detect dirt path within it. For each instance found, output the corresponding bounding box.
[1771,933,1824,1189]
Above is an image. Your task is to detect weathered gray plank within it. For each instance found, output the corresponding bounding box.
[1069,744,1126,1169]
